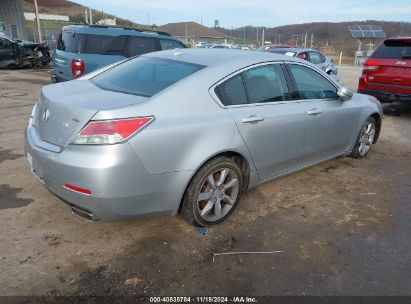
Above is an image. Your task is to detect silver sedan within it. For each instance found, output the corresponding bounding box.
[25,49,382,226]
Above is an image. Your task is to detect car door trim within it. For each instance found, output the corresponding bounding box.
[209,61,342,109]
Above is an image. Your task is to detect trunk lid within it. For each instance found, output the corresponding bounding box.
[368,58,411,88]
[35,80,149,148]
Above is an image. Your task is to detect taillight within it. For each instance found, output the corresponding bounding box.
[358,75,367,92]
[363,59,380,71]
[72,59,85,78]
[72,117,154,145]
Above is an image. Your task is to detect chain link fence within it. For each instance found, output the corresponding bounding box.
[2,23,60,51]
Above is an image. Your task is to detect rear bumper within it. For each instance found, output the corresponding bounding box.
[51,72,69,83]
[358,89,411,103]
[25,125,192,221]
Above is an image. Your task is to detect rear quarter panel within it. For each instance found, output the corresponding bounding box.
[92,67,256,176]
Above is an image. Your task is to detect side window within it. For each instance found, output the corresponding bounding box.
[159,39,185,50]
[216,74,248,106]
[78,34,127,55]
[297,52,308,61]
[4,39,12,48]
[288,64,338,100]
[309,51,325,64]
[242,65,290,103]
[124,36,157,57]
[0,38,12,49]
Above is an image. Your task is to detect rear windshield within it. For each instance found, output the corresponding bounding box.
[57,30,79,52]
[372,40,411,59]
[91,57,205,97]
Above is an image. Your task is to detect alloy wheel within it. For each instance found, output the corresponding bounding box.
[196,168,240,222]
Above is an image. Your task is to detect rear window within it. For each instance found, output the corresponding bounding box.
[124,36,157,57]
[159,39,185,50]
[91,57,205,97]
[57,30,79,52]
[372,40,411,59]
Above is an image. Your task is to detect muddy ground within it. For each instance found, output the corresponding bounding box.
[0,66,410,296]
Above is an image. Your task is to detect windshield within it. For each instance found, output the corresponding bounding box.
[91,56,205,97]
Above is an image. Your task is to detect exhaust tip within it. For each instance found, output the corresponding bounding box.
[71,205,98,221]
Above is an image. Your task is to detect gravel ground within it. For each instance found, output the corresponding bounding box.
[0,66,410,296]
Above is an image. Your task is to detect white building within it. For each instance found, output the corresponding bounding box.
[97,18,117,26]
[24,12,69,22]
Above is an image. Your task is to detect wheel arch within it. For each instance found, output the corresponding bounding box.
[177,150,252,214]
[370,112,382,143]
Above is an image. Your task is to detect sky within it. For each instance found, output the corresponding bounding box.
[71,0,411,28]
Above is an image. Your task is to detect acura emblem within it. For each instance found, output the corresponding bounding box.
[42,108,50,122]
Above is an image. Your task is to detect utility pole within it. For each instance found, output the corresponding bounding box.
[89,7,93,24]
[84,9,88,24]
[243,27,246,45]
[261,28,265,46]
[310,34,314,48]
[256,27,259,47]
[304,33,307,48]
[33,0,42,42]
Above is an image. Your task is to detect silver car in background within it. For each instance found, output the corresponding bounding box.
[25,49,382,226]
[266,47,339,82]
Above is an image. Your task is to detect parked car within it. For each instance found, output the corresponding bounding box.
[0,31,51,68]
[26,49,382,226]
[195,42,208,48]
[52,24,186,82]
[358,37,411,103]
[266,47,339,81]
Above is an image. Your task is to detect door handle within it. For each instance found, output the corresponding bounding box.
[306,109,323,116]
[241,115,265,123]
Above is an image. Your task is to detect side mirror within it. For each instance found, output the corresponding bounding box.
[337,87,353,101]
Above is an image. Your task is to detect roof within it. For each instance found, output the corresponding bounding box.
[63,24,174,38]
[144,48,301,67]
[157,22,229,39]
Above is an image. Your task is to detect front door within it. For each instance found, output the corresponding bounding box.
[286,63,360,165]
[0,38,14,63]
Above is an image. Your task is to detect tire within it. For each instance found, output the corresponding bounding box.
[350,117,377,159]
[181,156,243,227]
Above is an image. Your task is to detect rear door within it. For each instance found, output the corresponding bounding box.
[218,63,310,181]
[366,39,411,94]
